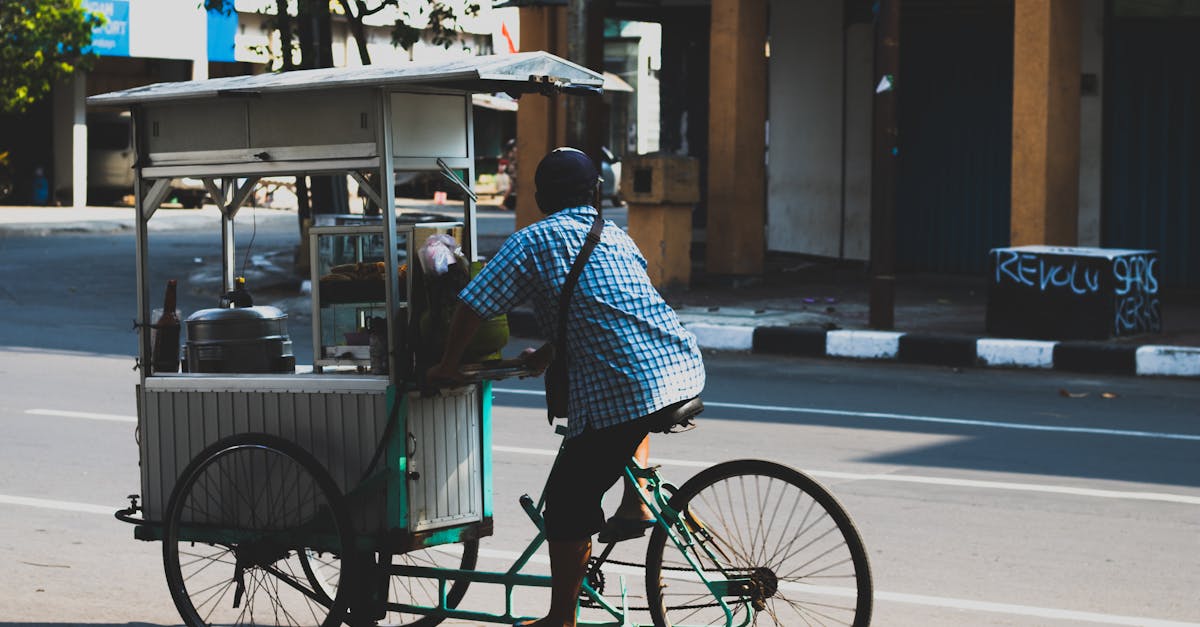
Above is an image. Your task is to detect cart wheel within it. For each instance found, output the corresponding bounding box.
[381,540,479,627]
[163,433,357,627]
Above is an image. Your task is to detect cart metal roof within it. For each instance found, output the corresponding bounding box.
[88,51,603,107]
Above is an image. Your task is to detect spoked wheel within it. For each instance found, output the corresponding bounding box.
[378,540,479,627]
[645,460,873,626]
[163,434,357,627]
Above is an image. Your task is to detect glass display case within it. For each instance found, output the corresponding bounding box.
[309,221,463,374]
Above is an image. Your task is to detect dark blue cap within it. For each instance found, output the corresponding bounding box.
[534,147,599,196]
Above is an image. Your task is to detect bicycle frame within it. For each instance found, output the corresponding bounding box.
[380,425,756,627]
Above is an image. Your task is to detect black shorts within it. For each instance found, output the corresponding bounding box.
[541,414,656,542]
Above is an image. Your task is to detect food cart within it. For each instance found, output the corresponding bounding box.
[94,52,602,627]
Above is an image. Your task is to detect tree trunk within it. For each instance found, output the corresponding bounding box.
[339,0,373,65]
[297,0,346,217]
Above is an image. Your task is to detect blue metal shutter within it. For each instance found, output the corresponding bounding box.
[897,3,1013,275]
[1103,19,1200,288]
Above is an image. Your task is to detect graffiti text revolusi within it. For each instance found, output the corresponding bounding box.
[993,250,1101,295]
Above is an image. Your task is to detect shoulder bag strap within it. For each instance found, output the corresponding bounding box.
[555,213,604,347]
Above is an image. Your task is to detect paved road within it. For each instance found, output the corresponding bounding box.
[0,222,1198,626]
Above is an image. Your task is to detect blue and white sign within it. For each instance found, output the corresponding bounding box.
[207,7,238,63]
[84,0,130,57]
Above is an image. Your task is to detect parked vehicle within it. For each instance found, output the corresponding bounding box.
[87,111,209,207]
[495,145,621,210]
[87,111,136,204]
[600,145,622,204]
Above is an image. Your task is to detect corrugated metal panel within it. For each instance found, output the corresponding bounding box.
[406,387,483,532]
[897,2,1013,274]
[1103,19,1200,288]
[140,384,391,534]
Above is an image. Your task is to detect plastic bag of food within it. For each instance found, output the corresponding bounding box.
[418,234,462,276]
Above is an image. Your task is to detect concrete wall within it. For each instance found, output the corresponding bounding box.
[630,22,663,155]
[766,1,844,257]
[1077,1,1104,246]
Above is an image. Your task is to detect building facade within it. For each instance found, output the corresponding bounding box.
[20,0,503,208]
[517,0,1199,288]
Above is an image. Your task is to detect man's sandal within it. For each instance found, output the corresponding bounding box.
[596,515,657,544]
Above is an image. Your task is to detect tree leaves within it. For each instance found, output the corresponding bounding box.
[0,0,103,113]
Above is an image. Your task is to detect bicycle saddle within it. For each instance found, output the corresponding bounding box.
[647,396,703,434]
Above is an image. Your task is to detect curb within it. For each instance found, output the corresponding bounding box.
[505,310,1200,378]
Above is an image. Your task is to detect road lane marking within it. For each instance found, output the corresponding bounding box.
[3,495,1196,625]
[870,589,1200,626]
[25,404,1200,506]
[34,391,1200,442]
[461,545,1200,626]
[0,494,114,515]
[492,445,1200,506]
[25,409,136,423]
[492,388,1200,442]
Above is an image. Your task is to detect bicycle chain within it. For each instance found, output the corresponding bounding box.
[602,557,710,573]
[579,558,732,612]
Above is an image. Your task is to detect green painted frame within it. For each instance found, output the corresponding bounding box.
[378,425,756,627]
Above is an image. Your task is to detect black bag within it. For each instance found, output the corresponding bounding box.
[544,214,604,421]
[543,345,569,419]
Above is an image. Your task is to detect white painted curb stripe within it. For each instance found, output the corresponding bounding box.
[826,330,903,359]
[1136,345,1200,377]
[685,322,754,351]
[976,338,1056,368]
[675,320,1196,378]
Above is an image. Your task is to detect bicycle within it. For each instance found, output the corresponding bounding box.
[148,394,874,627]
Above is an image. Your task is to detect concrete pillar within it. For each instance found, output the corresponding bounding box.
[515,6,567,230]
[1011,0,1082,246]
[52,72,88,208]
[707,0,767,275]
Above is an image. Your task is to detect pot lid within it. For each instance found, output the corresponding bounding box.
[186,306,286,323]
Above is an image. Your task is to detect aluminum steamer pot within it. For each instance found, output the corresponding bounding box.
[184,306,295,374]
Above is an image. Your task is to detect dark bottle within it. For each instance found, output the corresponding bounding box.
[369,316,388,374]
[151,280,181,374]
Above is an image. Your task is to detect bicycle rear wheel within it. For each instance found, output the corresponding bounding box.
[645,459,872,626]
[163,433,356,627]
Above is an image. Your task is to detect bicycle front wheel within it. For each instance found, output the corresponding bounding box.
[645,459,872,626]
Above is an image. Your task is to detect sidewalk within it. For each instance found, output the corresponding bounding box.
[0,204,254,235]
[4,203,1198,377]
[664,262,1200,378]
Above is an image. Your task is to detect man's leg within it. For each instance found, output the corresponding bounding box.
[613,435,653,522]
[523,421,650,626]
[519,539,592,627]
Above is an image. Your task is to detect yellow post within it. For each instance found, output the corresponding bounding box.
[515,6,568,230]
[623,154,700,291]
[707,0,767,275]
[1010,0,1082,246]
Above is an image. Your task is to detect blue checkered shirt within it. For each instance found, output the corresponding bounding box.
[458,205,705,438]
